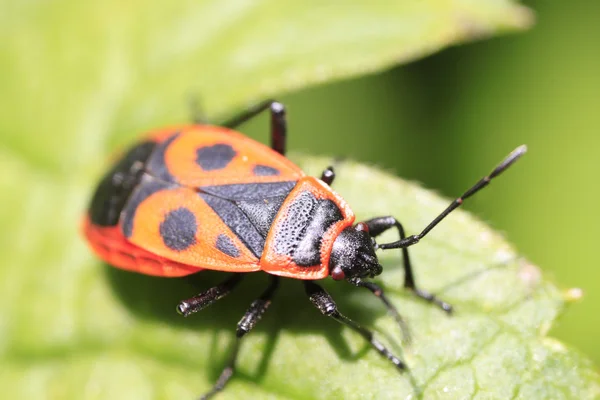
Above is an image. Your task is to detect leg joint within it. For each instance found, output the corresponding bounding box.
[309,292,338,316]
[270,101,285,116]
[236,299,270,337]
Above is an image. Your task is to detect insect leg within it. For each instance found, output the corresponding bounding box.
[221,100,287,155]
[189,95,206,124]
[348,277,411,343]
[200,276,280,400]
[177,274,244,317]
[363,216,452,313]
[320,166,335,185]
[222,99,274,128]
[304,280,405,371]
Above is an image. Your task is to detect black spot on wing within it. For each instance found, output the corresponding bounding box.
[121,174,174,238]
[89,141,156,226]
[216,234,240,258]
[200,181,296,201]
[159,208,198,251]
[196,143,237,171]
[146,132,179,182]
[200,193,265,257]
[253,164,280,176]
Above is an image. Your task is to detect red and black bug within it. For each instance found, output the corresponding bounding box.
[83,100,526,399]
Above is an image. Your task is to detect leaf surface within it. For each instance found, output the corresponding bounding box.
[3,1,598,399]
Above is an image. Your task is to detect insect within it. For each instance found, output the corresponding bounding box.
[83,100,526,399]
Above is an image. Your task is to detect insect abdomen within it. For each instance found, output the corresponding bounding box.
[89,141,156,226]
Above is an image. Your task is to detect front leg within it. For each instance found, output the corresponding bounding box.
[320,166,335,185]
[362,216,453,313]
[348,277,410,343]
[304,281,406,371]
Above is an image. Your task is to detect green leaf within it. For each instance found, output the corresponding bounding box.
[0,0,533,173]
[3,154,600,400]
[3,1,599,399]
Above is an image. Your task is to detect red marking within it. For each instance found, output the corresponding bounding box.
[123,185,260,272]
[148,125,303,187]
[331,266,345,281]
[83,217,200,277]
[85,126,354,281]
[261,177,355,280]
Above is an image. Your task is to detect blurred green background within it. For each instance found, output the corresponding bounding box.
[241,0,600,364]
[1,0,599,394]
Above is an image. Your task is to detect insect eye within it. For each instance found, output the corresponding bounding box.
[331,266,346,281]
[355,222,369,233]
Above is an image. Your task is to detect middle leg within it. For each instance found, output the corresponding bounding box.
[200,275,280,400]
[177,273,244,317]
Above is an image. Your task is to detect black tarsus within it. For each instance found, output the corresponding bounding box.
[363,216,452,313]
[222,100,287,155]
[304,280,405,371]
[320,166,335,185]
[199,276,280,400]
[378,145,527,250]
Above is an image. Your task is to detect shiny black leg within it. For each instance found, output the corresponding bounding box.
[222,100,287,155]
[200,276,280,400]
[363,216,452,313]
[320,166,335,185]
[177,274,244,317]
[304,281,405,371]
